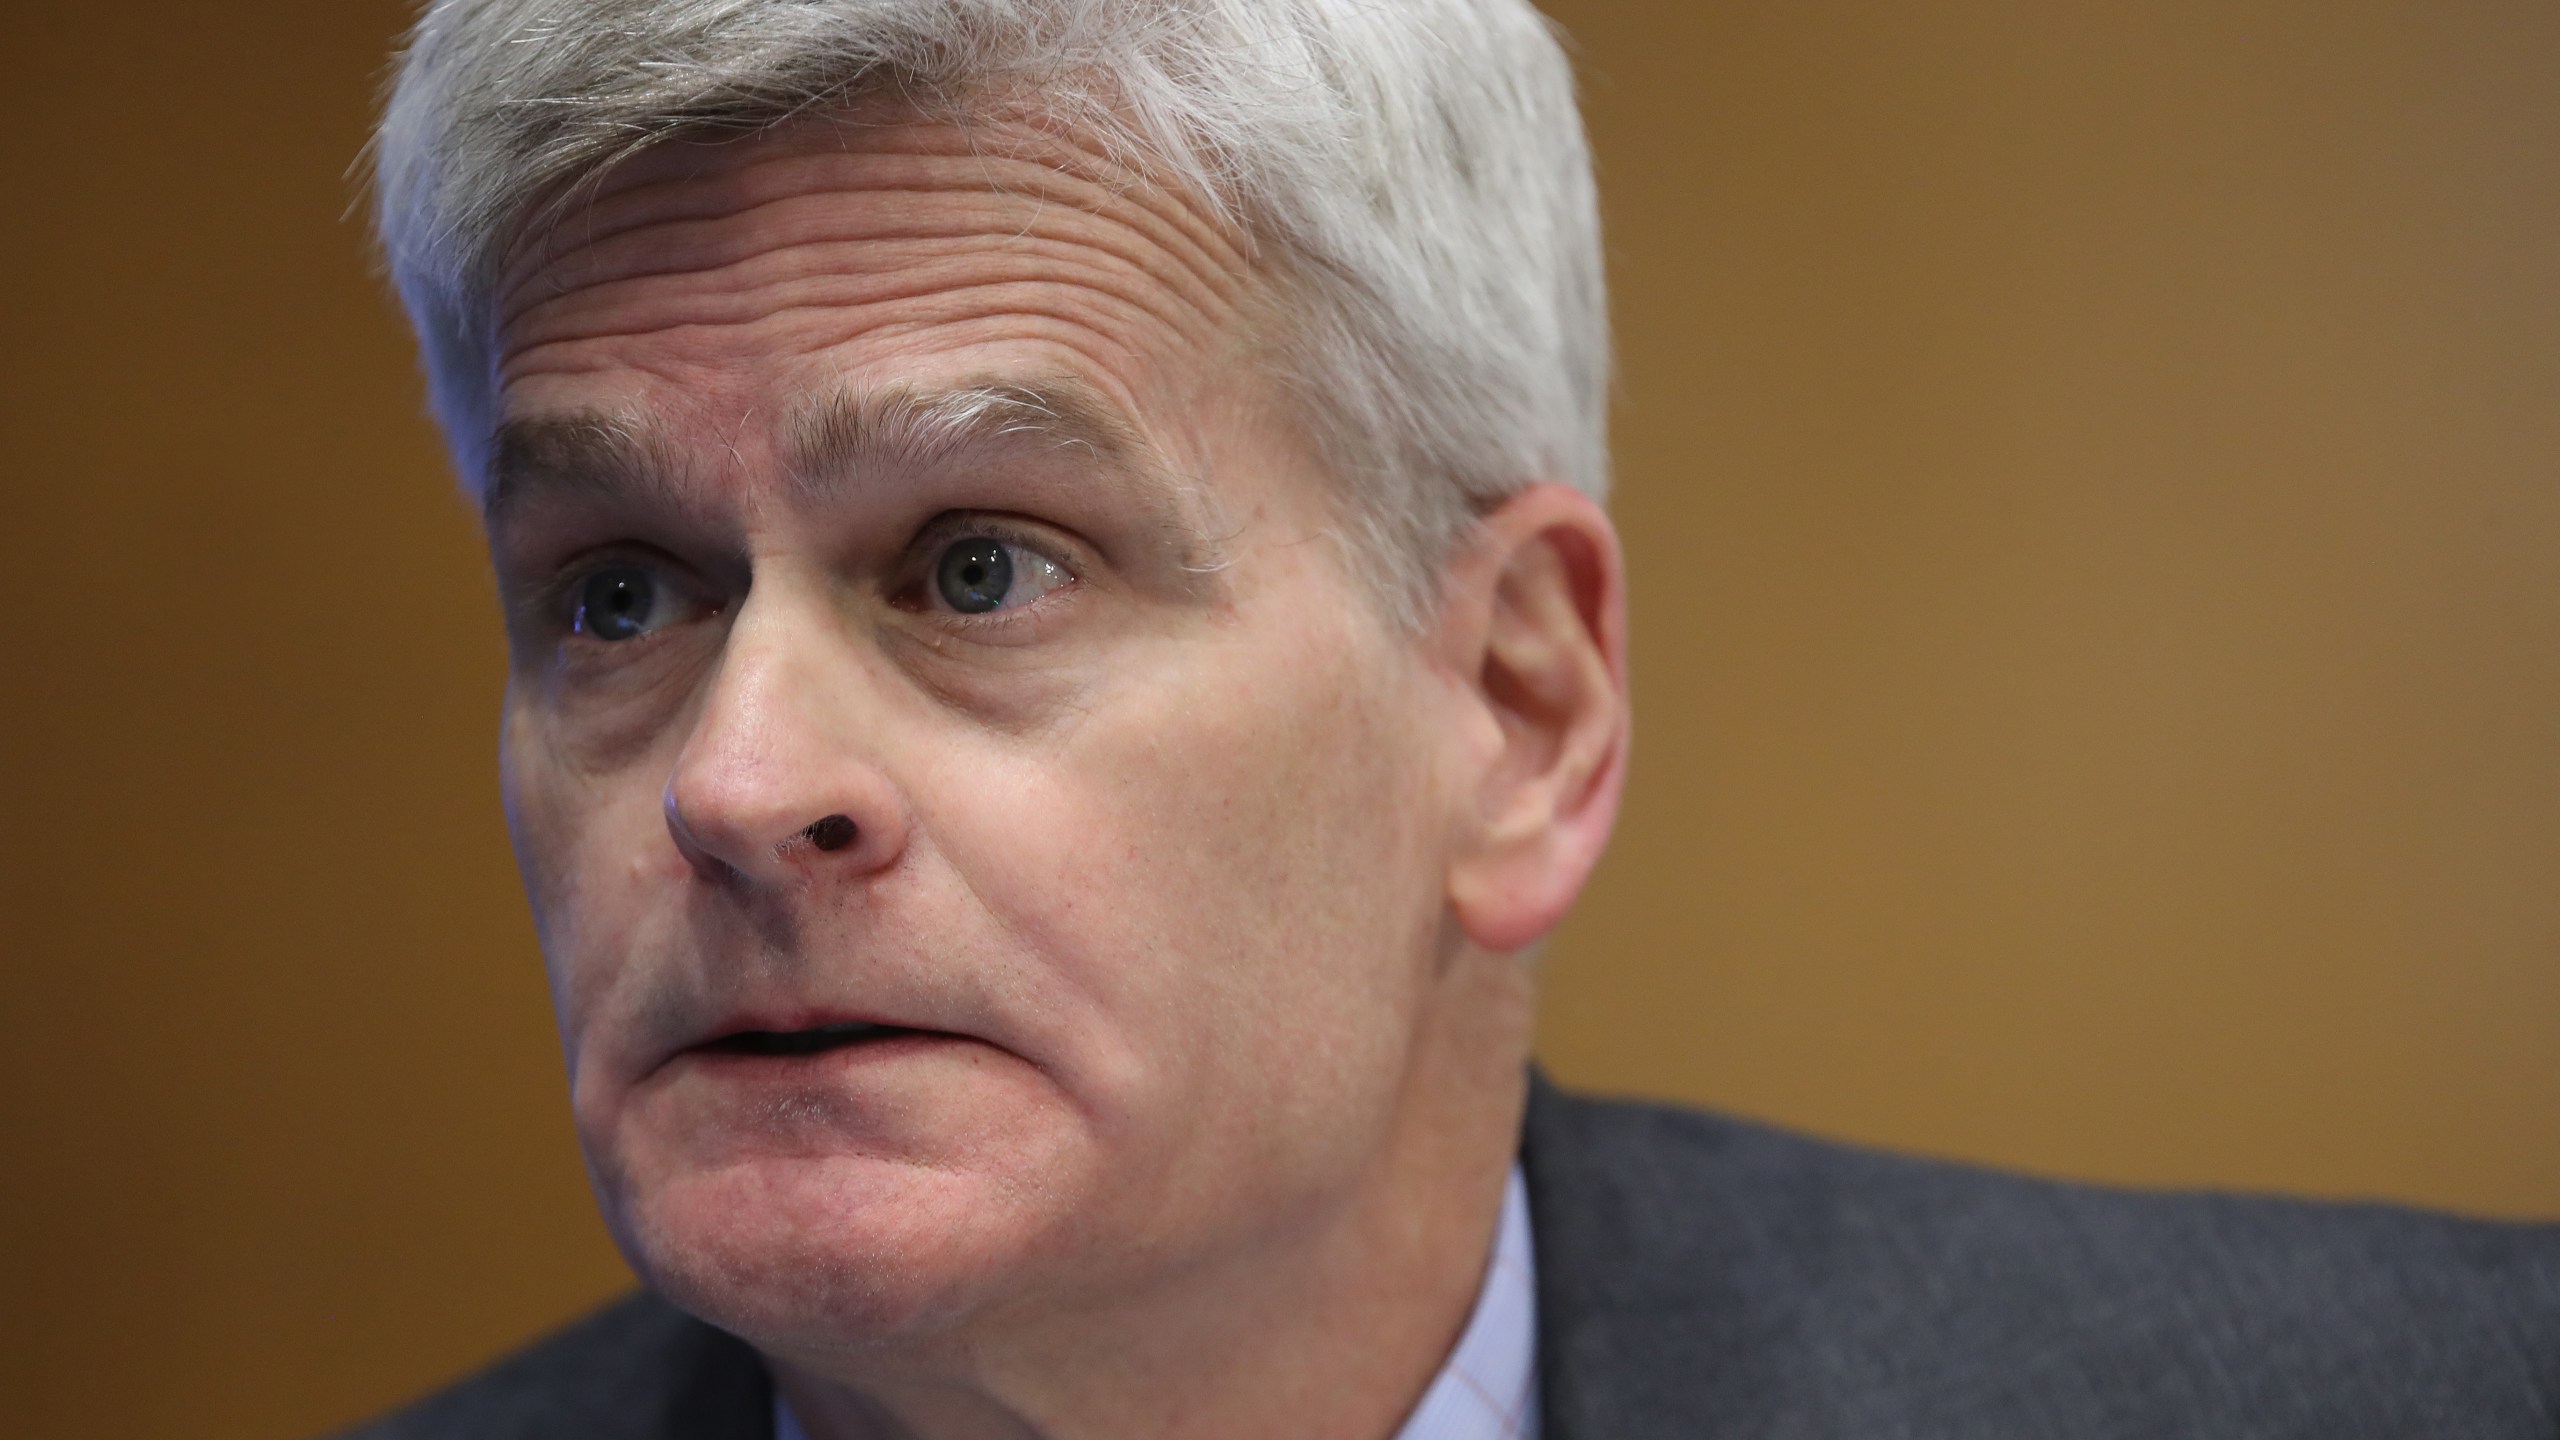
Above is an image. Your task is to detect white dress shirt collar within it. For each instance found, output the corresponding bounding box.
[774,1165,1541,1440]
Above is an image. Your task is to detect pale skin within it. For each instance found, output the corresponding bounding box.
[486,106,1628,1440]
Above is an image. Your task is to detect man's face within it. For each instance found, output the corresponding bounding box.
[484,112,1489,1351]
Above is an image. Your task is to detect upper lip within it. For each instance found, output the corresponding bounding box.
[690,1009,929,1048]
[634,993,1005,1081]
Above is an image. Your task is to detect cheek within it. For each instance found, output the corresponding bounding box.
[924,612,1451,1127]
[501,699,689,1065]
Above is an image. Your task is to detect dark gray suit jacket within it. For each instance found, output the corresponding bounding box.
[344,1075,2560,1438]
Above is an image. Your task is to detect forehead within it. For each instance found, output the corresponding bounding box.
[490,107,1262,463]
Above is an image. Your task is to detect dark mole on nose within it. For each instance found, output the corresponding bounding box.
[805,814,858,853]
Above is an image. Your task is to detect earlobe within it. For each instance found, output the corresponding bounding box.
[1441,484,1630,953]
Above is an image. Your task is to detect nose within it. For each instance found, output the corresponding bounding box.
[662,594,910,886]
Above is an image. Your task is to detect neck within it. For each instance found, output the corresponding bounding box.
[775,947,1537,1440]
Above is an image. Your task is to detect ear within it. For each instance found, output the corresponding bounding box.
[1434,483,1630,953]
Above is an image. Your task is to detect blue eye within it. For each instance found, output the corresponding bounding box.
[936,538,1013,614]
[930,535,1071,616]
[573,567,657,640]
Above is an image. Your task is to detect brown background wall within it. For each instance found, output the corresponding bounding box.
[3,2,2553,1436]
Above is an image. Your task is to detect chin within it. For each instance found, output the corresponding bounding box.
[610,1150,1054,1352]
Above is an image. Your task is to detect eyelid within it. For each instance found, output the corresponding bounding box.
[913,513,1083,571]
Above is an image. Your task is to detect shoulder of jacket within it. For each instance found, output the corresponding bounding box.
[1524,1075,2560,1438]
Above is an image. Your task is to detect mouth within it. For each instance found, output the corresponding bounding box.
[698,1021,927,1059]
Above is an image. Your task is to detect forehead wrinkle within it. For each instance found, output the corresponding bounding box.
[501,234,1231,382]
[786,377,1231,586]
[496,127,1253,348]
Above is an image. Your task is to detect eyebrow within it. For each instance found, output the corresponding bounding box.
[484,411,695,524]
[786,377,1145,489]
[484,378,1231,582]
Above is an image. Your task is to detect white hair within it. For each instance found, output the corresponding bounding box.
[373,0,1609,618]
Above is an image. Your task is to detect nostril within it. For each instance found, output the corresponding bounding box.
[805,814,858,853]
